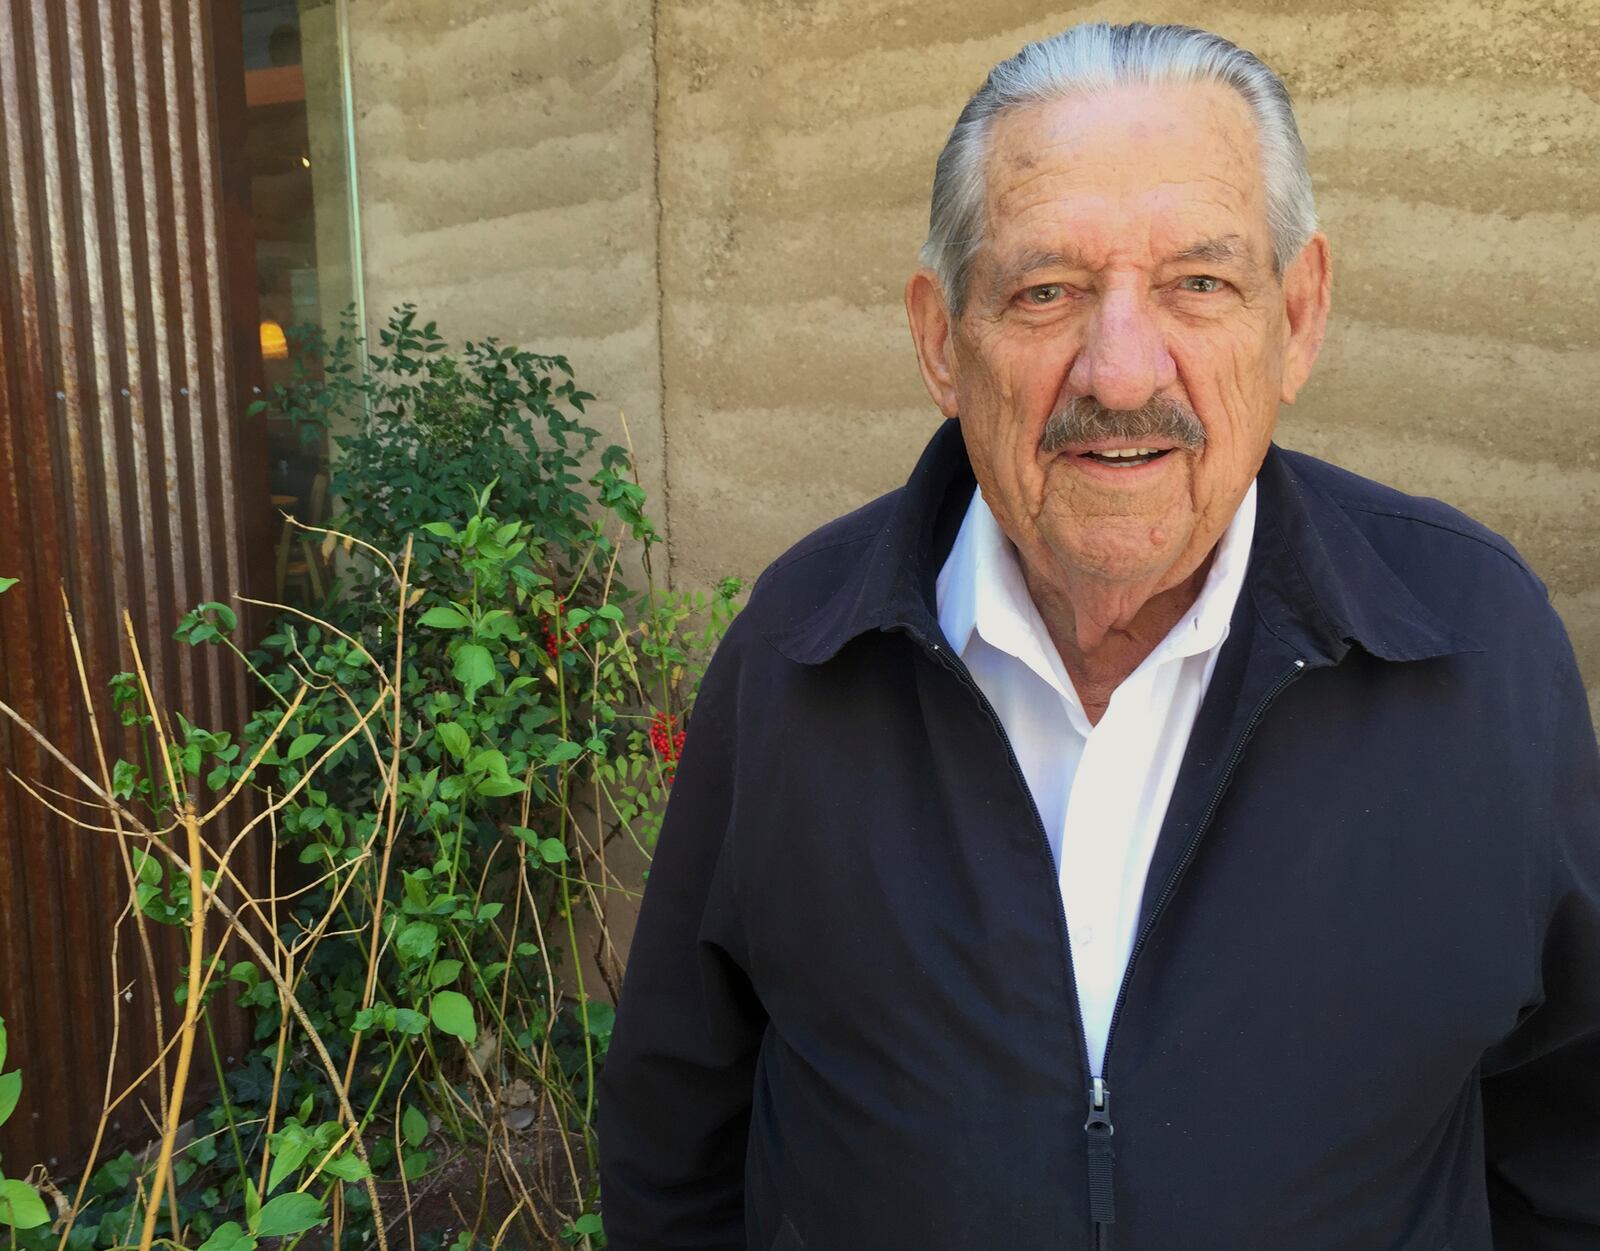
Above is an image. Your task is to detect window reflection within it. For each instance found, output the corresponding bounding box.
[237,0,357,606]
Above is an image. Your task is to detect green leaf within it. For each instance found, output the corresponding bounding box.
[401,1104,428,1148]
[0,577,19,595]
[573,1213,604,1235]
[429,959,463,988]
[266,1130,312,1195]
[93,1150,136,1194]
[285,733,325,763]
[453,643,495,704]
[581,999,616,1041]
[595,604,625,622]
[395,921,439,964]
[436,722,471,761]
[419,521,457,539]
[0,1070,20,1127]
[0,1179,48,1230]
[429,990,477,1044]
[0,1018,7,1070]
[192,601,238,634]
[403,870,430,909]
[402,1148,430,1181]
[544,740,583,767]
[132,848,163,887]
[319,1150,371,1183]
[393,1008,428,1035]
[243,1176,261,1229]
[475,776,525,797]
[476,608,520,640]
[418,605,471,629]
[197,1220,256,1251]
[468,747,510,777]
[537,838,569,865]
[252,1191,327,1237]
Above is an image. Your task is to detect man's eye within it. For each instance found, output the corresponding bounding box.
[1178,275,1223,294]
[1022,284,1066,306]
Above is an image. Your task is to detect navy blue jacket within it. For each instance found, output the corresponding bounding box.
[600,421,1600,1250]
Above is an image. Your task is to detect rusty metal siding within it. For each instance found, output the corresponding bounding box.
[0,0,256,1169]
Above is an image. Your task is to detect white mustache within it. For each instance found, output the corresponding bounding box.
[1040,395,1207,454]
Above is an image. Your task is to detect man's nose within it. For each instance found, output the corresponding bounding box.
[1065,290,1178,412]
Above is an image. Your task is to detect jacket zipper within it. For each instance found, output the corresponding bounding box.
[918,636,1098,1205]
[922,628,1308,1247]
[1090,656,1308,1247]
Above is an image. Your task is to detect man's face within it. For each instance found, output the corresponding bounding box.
[909,82,1329,601]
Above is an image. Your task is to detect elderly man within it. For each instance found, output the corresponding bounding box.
[599,22,1600,1251]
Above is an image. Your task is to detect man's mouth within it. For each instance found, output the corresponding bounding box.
[1077,447,1174,467]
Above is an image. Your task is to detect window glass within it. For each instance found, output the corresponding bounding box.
[239,0,360,604]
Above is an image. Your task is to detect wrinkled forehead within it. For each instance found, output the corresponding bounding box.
[979,81,1274,268]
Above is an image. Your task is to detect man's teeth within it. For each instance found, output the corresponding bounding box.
[1091,447,1160,458]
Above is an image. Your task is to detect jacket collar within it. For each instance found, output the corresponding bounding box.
[1247,446,1479,664]
[769,419,1476,668]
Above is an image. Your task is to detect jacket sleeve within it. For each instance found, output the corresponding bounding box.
[598,639,767,1250]
[1482,636,1600,1247]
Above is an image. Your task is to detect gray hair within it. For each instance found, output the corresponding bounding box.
[920,22,1318,315]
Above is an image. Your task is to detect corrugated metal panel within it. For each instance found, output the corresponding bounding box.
[0,0,258,1169]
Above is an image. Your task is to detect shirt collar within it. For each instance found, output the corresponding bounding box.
[1172,480,1256,659]
[936,478,1257,683]
[935,485,1067,697]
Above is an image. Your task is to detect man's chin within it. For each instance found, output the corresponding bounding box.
[1041,514,1196,590]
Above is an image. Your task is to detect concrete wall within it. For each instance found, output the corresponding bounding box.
[347,0,1600,703]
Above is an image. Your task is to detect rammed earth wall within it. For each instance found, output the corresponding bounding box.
[347,0,1600,710]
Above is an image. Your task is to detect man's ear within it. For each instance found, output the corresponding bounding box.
[905,269,961,418]
[1280,233,1332,404]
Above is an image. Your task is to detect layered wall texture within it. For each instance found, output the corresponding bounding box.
[347,0,1600,704]
[346,0,665,507]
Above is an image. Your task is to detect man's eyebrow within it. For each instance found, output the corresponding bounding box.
[1170,235,1252,267]
[987,247,1092,294]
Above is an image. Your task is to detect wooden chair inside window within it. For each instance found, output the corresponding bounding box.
[275,471,329,601]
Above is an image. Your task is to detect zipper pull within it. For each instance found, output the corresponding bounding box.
[1085,1077,1115,1248]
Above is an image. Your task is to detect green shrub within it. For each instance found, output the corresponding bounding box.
[4,308,738,1251]
[0,1016,51,1233]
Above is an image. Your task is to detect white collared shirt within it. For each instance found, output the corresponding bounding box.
[935,480,1257,1076]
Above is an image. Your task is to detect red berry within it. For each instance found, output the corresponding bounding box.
[649,711,683,777]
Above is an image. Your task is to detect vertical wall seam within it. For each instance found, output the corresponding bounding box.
[649,0,672,587]
[334,0,366,343]
[153,0,199,727]
[126,0,172,707]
